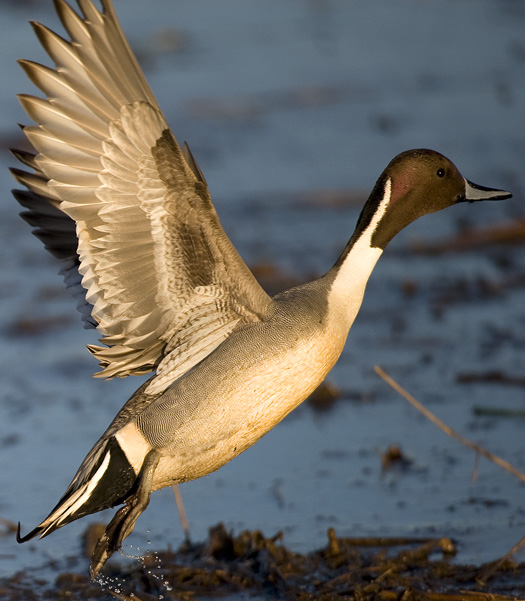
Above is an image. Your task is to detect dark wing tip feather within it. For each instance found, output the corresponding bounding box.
[13,188,78,260]
[10,148,37,169]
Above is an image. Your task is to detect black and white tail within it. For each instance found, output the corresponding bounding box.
[17,436,137,542]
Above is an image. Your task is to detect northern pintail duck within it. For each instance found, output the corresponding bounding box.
[12,0,511,579]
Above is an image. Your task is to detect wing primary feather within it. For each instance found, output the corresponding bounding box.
[13,0,272,384]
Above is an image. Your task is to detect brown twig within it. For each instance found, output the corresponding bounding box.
[373,365,525,483]
[173,484,191,543]
[477,533,525,586]
[375,366,525,589]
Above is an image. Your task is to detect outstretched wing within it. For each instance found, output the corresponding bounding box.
[11,0,271,390]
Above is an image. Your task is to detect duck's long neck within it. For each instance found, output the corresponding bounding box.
[324,179,392,330]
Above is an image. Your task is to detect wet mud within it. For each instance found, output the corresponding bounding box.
[1,523,525,600]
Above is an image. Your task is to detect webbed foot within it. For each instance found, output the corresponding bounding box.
[90,449,160,579]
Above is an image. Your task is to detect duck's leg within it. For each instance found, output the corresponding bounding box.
[90,449,161,579]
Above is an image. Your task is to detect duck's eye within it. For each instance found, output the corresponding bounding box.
[436,168,445,178]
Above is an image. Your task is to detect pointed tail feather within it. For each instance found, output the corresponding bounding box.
[16,521,44,543]
[16,436,137,544]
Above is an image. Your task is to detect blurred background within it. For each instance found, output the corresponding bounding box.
[0,0,524,580]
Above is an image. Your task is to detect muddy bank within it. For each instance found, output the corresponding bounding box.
[2,523,524,600]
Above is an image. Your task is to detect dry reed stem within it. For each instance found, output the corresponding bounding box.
[374,366,525,583]
[373,365,525,483]
[477,533,525,586]
[173,484,191,543]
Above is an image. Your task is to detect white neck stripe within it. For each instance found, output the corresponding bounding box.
[354,178,391,250]
[326,179,390,330]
